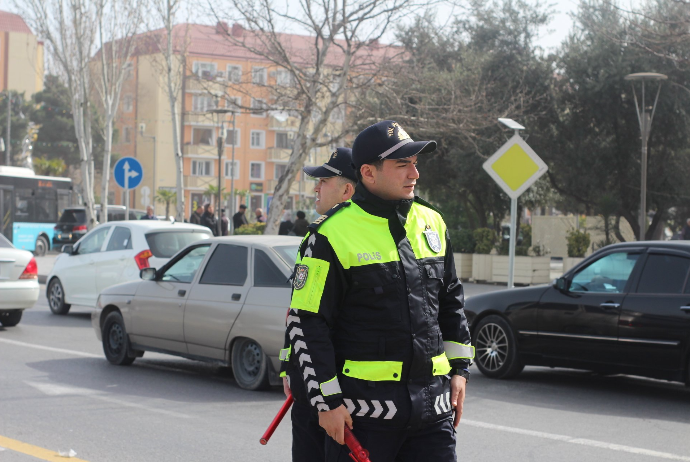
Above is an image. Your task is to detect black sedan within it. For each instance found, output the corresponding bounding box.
[464,241,690,385]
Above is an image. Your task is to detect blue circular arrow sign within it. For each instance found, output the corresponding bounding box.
[114,157,143,190]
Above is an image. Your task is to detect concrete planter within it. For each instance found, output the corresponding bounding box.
[491,256,551,285]
[471,254,493,282]
[453,253,473,280]
[563,257,585,275]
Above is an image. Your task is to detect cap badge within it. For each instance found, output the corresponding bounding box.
[389,122,411,141]
[294,264,309,290]
[331,151,337,159]
[424,225,442,253]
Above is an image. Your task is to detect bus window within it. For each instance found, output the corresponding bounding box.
[57,191,71,219]
[35,189,57,223]
[14,188,33,222]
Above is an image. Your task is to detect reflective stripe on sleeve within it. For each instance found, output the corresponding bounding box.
[279,345,291,361]
[319,376,342,397]
[443,341,475,359]
[279,371,286,377]
[431,352,452,376]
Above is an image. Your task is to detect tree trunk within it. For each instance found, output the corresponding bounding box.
[100,113,113,223]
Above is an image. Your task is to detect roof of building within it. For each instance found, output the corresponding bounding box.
[0,11,33,35]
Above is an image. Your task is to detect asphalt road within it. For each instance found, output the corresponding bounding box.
[2,283,690,461]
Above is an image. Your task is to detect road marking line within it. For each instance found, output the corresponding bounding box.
[0,338,100,358]
[0,434,89,461]
[25,381,193,419]
[462,419,690,461]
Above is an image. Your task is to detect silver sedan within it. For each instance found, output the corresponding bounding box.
[92,235,301,390]
[0,233,39,327]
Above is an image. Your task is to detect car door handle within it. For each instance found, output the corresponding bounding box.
[680,306,690,312]
[600,302,620,309]
[178,289,186,297]
[232,293,241,301]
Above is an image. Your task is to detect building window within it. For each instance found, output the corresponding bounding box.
[274,163,287,179]
[252,66,267,85]
[225,128,240,147]
[225,160,240,179]
[192,95,216,112]
[250,162,264,180]
[275,69,294,86]
[191,128,214,145]
[225,96,241,112]
[122,126,132,143]
[123,95,133,113]
[123,62,134,81]
[251,98,267,117]
[193,62,217,78]
[250,130,265,149]
[191,160,213,177]
[275,132,293,149]
[227,65,242,83]
[250,194,263,211]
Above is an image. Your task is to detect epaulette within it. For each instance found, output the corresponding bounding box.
[414,196,444,218]
[308,201,351,231]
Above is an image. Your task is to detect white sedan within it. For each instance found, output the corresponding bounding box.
[46,220,212,314]
[0,233,39,326]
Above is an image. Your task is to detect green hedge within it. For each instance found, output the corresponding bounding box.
[567,229,590,257]
[473,228,496,254]
[234,222,266,235]
[448,229,476,253]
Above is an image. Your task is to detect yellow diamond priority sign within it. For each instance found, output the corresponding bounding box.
[482,133,548,199]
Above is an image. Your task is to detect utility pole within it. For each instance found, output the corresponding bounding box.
[6,91,11,166]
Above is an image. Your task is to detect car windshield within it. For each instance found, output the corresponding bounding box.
[145,231,212,258]
[59,209,86,224]
[0,233,13,248]
[274,245,300,266]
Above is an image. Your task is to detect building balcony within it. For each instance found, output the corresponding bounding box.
[183,112,217,126]
[266,178,317,195]
[185,175,217,190]
[267,147,292,162]
[268,111,300,131]
[183,144,217,157]
[185,77,227,95]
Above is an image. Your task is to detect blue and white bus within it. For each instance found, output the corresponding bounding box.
[0,166,73,256]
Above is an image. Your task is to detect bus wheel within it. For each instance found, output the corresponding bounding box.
[34,236,48,257]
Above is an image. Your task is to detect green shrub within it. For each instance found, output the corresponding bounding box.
[448,229,475,253]
[234,222,266,235]
[473,228,496,254]
[567,229,591,257]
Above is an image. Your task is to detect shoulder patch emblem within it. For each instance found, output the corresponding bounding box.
[424,225,442,253]
[294,265,309,290]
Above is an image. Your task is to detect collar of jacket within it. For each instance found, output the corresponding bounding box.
[353,182,414,224]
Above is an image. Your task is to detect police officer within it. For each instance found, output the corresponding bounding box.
[279,147,357,462]
[283,121,473,461]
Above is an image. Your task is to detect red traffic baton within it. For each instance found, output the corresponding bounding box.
[344,426,371,462]
[260,393,294,445]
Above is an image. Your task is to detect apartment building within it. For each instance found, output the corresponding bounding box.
[0,11,44,97]
[112,22,349,218]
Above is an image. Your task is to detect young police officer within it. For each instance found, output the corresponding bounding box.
[283,121,473,461]
[279,147,357,462]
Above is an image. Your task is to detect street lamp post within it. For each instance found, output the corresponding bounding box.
[139,126,156,214]
[207,107,233,236]
[624,72,667,241]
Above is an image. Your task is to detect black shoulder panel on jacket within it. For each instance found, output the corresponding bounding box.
[308,201,351,232]
[414,196,443,217]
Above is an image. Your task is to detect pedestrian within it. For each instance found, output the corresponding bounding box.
[682,219,690,240]
[279,210,294,235]
[221,209,229,236]
[292,211,309,237]
[232,204,248,233]
[139,205,157,220]
[278,147,357,462]
[190,206,203,225]
[255,208,266,223]
[283,121,473,462]
[200,203,218,236]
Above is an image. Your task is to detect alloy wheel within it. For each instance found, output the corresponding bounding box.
[49,283,63,311]
[476,322,509,372]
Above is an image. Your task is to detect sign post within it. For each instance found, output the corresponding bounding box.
[483,119,548,287]
[114,157,143,220]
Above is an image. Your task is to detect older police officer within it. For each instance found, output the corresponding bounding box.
[283,121,473,461]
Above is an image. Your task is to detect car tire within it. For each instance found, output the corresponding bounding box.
[48,278,71,315]
[231,338,270,391]
[472,315,524,379]
[102,311,136,366]
[34,236,48,257]
[0,310,23,327]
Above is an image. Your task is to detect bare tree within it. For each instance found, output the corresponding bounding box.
[93,0,143,223]
[19,0,99,229]
[211,0,433,234]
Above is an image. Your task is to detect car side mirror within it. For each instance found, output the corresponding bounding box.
[554,277,569,292]
[140,267,157,280]
[61,244,74,255]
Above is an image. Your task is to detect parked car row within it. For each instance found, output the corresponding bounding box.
[53,205,146,247]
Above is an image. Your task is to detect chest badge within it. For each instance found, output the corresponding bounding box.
[294,265,309,290]
[424,225,442,253]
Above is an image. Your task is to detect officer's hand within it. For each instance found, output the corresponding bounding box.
[282,376,290,398]
[318,404,353,445]
[450,375,467,428]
